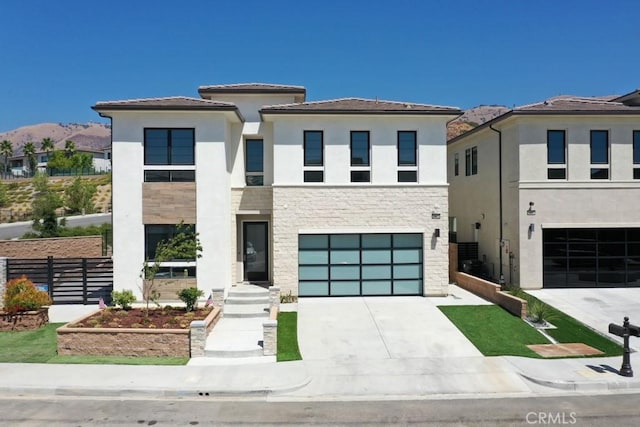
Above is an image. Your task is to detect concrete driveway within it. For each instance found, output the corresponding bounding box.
[297,287,489,361]
[529,288,640,351]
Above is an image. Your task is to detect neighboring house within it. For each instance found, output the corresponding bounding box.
[93,83,460,298]
[9,148,111,176]
[448,89,640,289]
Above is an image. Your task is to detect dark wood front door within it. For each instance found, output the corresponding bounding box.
[243,222,268,282]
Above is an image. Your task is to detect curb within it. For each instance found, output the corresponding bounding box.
[518,372,640,391]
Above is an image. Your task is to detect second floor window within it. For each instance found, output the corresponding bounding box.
[590,130,609,179]
[465,146,477,176]
[304,131,324,183]
[245,139,264,186]
[397,131,417,183]
[634,131,640,179]
[351,131,370,183]
[144,128,194,165]
[547,130,566,179]
[454,153,459,176]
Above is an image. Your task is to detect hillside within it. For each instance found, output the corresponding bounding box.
[447,105,509,140]
[0,122,111,156]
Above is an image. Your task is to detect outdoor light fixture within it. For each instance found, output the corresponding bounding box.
[434,228,440,238]
[527,201,536,216]
[529,223,535,233]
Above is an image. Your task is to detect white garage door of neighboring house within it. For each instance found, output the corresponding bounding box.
[298,233,423,296]
[543,228,640,288]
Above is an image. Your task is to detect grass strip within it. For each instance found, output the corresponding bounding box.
[277,312,302,362]
[439,305,548,357]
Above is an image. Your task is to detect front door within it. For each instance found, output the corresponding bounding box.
[243,222,268,282]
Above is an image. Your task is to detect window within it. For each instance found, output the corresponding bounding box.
[454,153,459,176]
[351,131,370,182]
[304,131,323,183]
[245,139,264,186]
[465,146,477,176]
[144,129,194,165]
[547,130,566,179]
[144,170,195,182]
[634,131,640,180]
[397,131,417,183]
[351,131,370,166]
[144,224,196,260]
[590,130,609,179]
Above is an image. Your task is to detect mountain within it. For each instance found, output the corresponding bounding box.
[447,105,509,141]
[0,122,111,156]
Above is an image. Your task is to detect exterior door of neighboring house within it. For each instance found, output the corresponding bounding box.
[243,222,268,282]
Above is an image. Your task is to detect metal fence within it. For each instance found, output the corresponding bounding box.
[6,257,113,305]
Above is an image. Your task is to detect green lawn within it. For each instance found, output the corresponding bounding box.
[440,303,623,358]
[277,312,302,362]
[0,323,188,365]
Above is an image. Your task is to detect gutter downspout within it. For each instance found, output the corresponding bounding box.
[489,124,504,287]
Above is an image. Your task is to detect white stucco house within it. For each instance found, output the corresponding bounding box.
[448,89,640,289]
[93,83,461,298]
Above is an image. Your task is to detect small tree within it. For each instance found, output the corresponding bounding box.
[140,222,202,311]
[31,174,62,238]
[64,177,96,214]
[23,142,36,176]
[0,139,13,177]
[64,140,76,158]
[40,137,55,159]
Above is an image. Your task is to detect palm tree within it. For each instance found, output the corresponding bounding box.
[40,137,55,160]
[23,142,36,176]
[64,140,76,158]
[0,139,12,177]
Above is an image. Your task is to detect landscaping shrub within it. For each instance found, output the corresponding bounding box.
[3,276,51,314]
[112,290,136,310]
[177,287,204,312]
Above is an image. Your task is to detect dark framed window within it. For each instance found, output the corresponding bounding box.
[547,130,566,164]
[304,131,323,166]
[590,168,609,179]
[397,131,417,166]
[304,170,324,182]
[144,224,195,260]
[634,131,640,164]
[351,171,370,183]
[465,149,471,176]
[547,168,566,180]
[155,266,196,279]
[144,128,194,165]
[144,170,195,182]
[590,130,609,164]
[454,153,459,176]
[350,131,370,166]
[465,146,478,176]
[398,170,417,182]
[245,139,264,186]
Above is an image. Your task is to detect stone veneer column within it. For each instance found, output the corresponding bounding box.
[262,319,278,356]
[189,320,206,357]
[269,286,280,309]
[0,257,7,310]
[211,288,225,309]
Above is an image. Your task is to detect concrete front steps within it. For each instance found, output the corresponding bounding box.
[202,284,273,363]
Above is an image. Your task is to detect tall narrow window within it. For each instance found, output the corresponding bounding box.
[397,131,417,182]
[547,130,566,179]
[465,149,471,176]
[590,130,609,179]
[245,139,264,186]
[144,128,195,165]
[304,131,324,182]
[634,131,640,180]
[465,146,478,176]
[351,131,370,182]
[454,153,459,176]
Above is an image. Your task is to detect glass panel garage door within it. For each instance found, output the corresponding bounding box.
[543,228,640,288]
[298,233,423,296]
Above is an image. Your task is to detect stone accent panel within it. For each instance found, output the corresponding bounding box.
[454,271,528,318]
[0,308,49,331]
[143,182,196,224]
[151,278,197,301]
[269,286,280,309]
[272,186,449,296]
[189,307,222,357]
[0,236,102,259]
[262,306,278,356]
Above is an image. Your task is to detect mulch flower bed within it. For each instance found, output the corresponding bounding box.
[69,306,213,329]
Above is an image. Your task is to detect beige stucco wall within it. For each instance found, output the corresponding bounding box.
[272,185,449,296]
[0,236,103,259]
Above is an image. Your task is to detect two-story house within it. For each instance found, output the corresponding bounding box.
[93,83,460,299]
[448,89,640,289]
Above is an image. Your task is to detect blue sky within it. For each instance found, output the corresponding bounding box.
[1,0,638,132]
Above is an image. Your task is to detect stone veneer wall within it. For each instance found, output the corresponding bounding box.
[230,187,273,284]
[272,186,449,296]
[0,236,103,259]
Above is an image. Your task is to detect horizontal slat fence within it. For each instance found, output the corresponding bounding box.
[6,257,113,305]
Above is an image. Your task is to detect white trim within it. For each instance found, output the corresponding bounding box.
[541,223,640,229]
[519,181,640,189]
[298,228,426,234]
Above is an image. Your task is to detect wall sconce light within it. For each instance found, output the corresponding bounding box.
[529,223,535,233]
[475,222,481,230]
[434,228,440,238]
[527,201,536,216]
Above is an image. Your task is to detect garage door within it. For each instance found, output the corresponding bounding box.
[543,228,640,288]
[298,233,423,296]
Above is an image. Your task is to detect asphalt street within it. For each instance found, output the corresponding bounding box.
[0,213,111,239]
[2,394,640,426]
